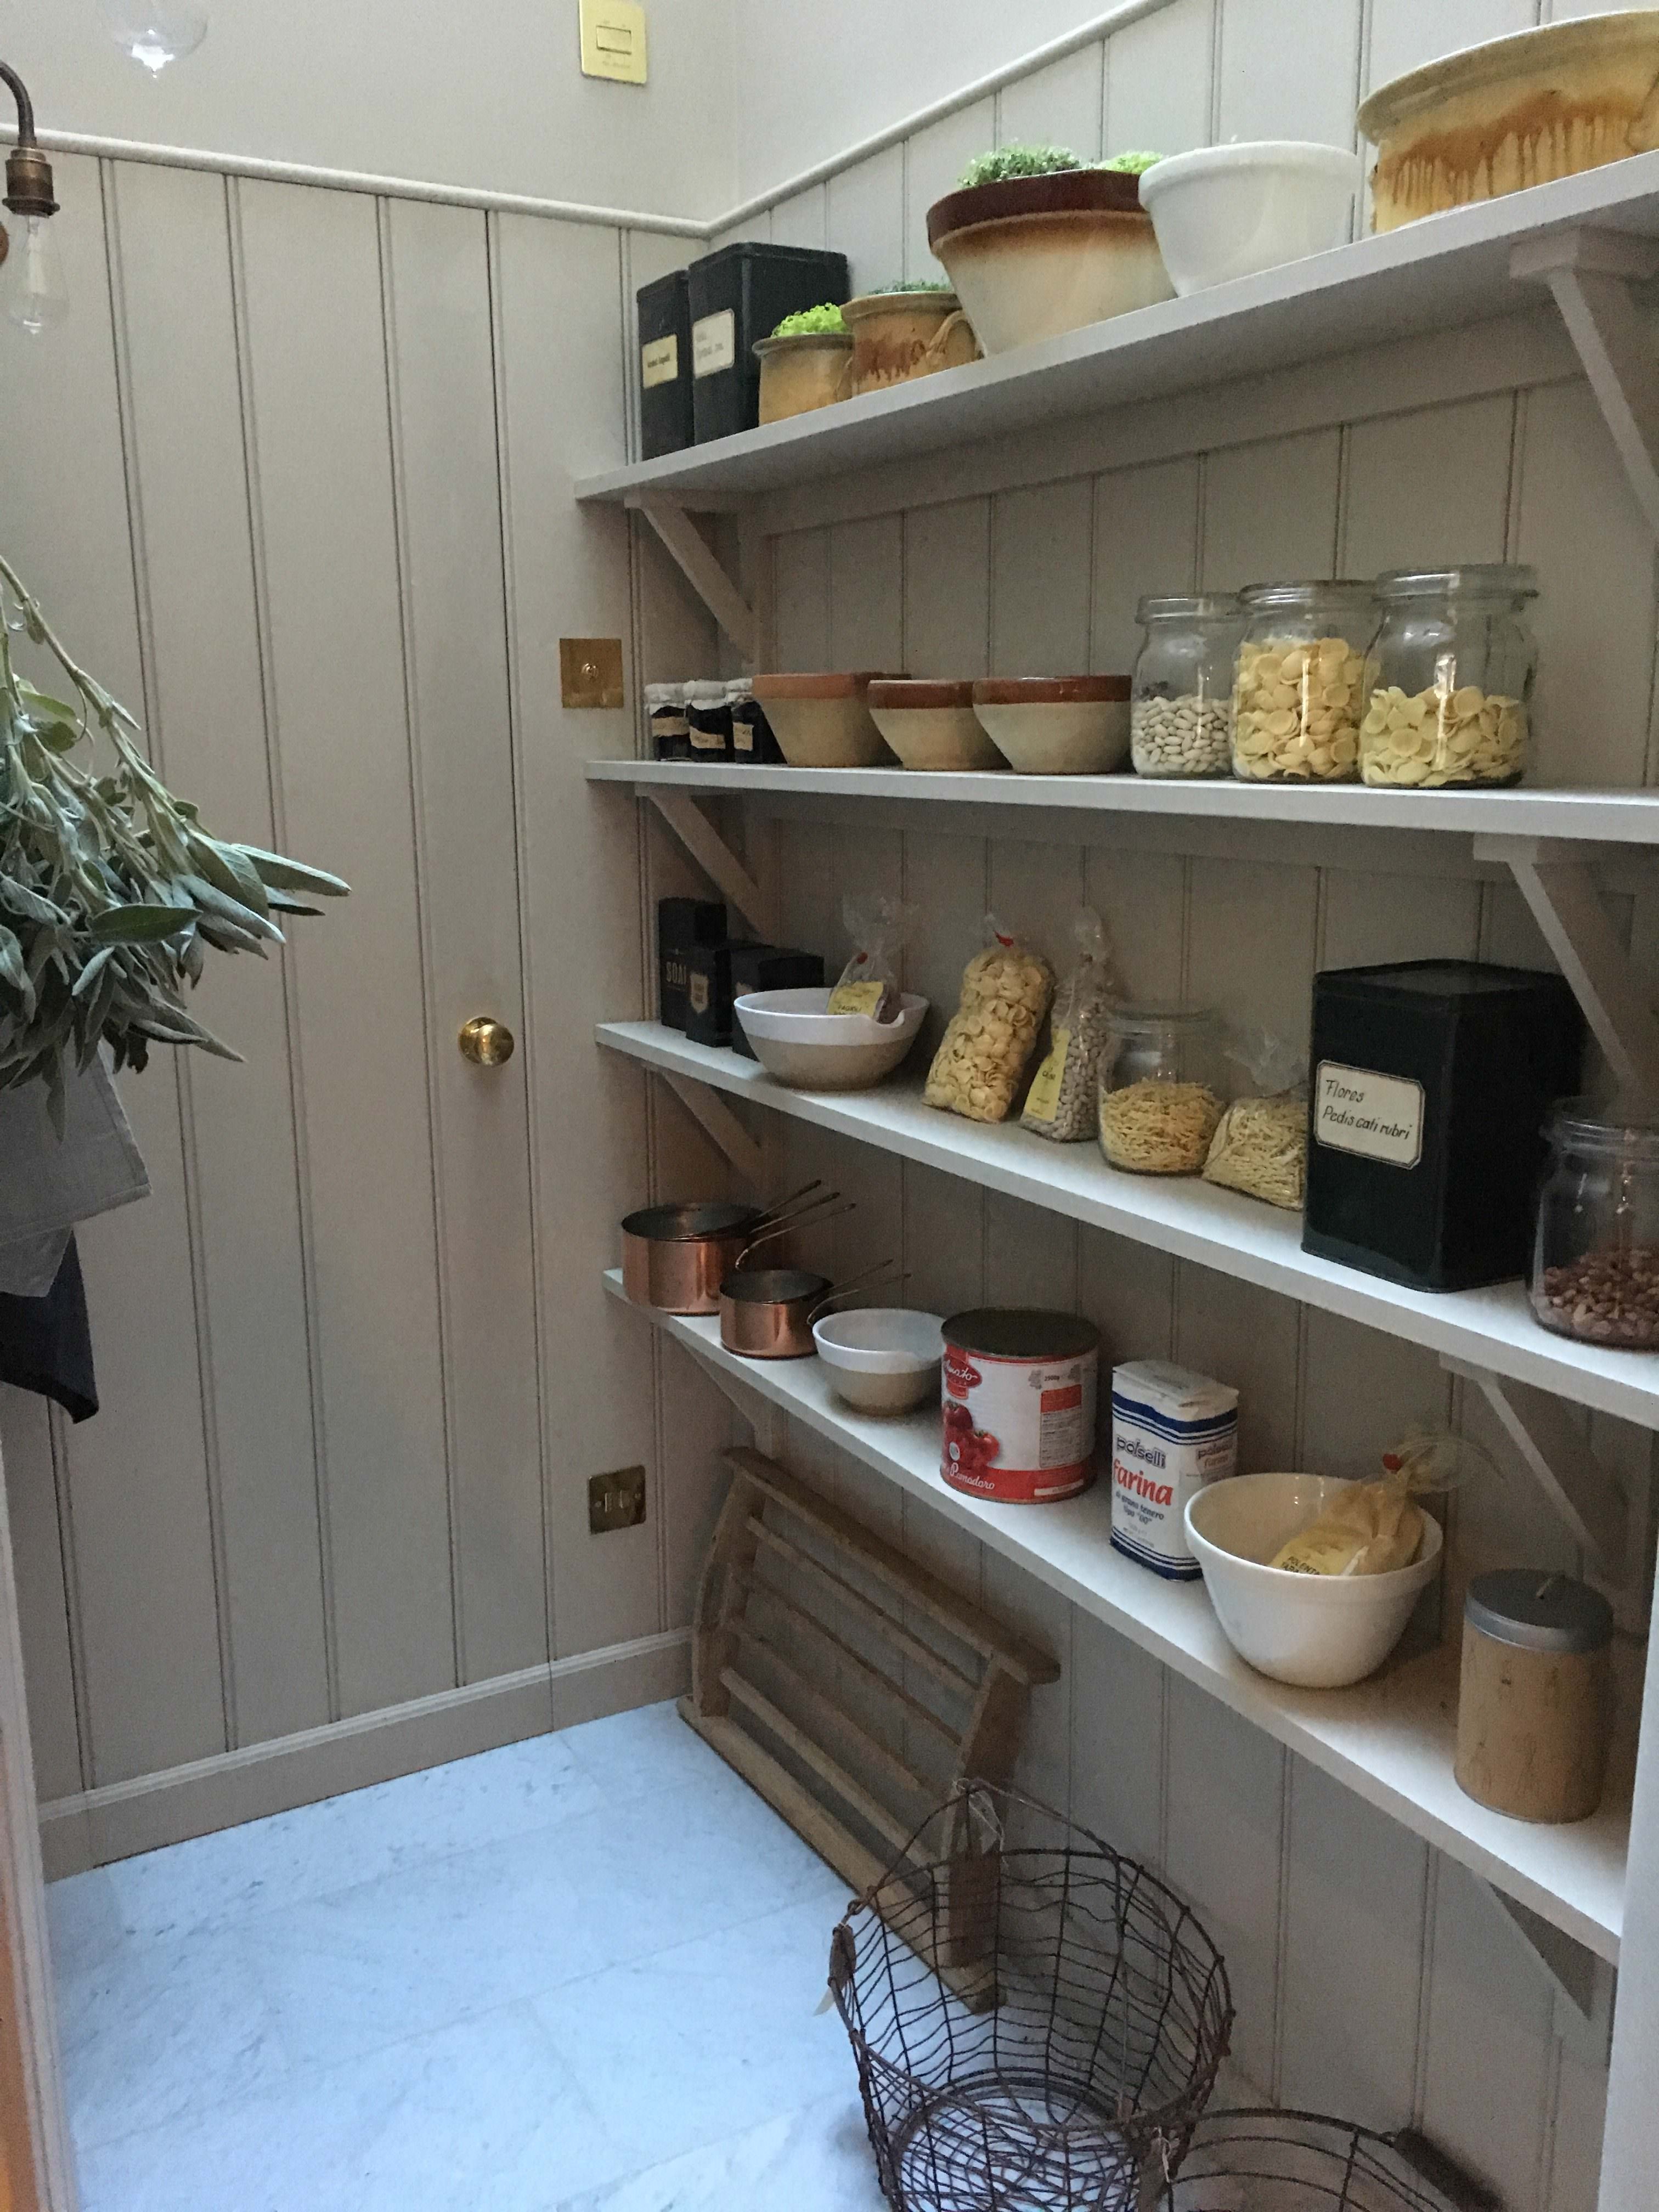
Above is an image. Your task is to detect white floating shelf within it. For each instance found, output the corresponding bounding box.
[585,757,1659,847]
[575,156,1659,507]
[597,1020,1659,1432]
[604,1269,1630,1962]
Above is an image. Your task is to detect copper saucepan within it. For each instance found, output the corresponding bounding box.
[620,1181,835,1313]
[719,1259,898,1360]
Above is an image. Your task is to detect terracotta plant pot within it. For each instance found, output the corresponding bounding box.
[751,672,906,767]
[1359,14,1659,232]
[840,291,981,396]
[754,331,854,425]
[926,168,1172,356]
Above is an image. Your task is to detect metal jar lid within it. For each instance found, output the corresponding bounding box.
[1464,1570,1613,1656]
[943,1308,1099,1361]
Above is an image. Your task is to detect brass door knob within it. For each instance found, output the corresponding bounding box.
[458,1016,515,1067]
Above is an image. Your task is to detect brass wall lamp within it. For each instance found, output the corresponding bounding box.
[0,61,66,333]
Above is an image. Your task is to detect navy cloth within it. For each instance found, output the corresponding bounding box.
[0,1235,97,1422]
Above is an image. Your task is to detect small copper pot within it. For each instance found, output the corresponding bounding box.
[719,1259,898,1360]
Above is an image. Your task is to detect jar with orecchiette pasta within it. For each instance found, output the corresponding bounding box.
[1232,580,1376,783]
[1097,1005,1224,1176]
[1360,565,1537,789]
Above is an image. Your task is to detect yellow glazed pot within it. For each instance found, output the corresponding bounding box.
[840,291,981,395]
[1358,11,1659,230]
[754,331,854,425]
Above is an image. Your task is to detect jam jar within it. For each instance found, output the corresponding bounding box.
[1232,581,1376,783]
[1130,594,1243,777]
[1531,1101,1659,1348]
[646,681,689,761]
[1361,565,1537,789]
[684,680,733,760]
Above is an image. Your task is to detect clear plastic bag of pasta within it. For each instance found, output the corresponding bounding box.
[1020,909,1121,1142]
[1202,1030,1308,1211]
[827,894,912,1021]
[924,916,1055,1124]
[1271,1424,1494,1577]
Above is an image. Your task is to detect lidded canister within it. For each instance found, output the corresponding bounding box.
[941,1310,1099,1503]
[1130,594,1243,777]
[1455,1570,1613,1824]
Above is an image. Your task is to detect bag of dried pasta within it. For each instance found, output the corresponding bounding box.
[827,894,912,1021]
[1271,1425,1494,1576]
[1203,1030,1308,1210]
[924,916,1054,1124]
[1021,908,1121,1141]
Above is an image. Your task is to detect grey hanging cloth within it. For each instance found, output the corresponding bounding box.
[0,1234,97,1422]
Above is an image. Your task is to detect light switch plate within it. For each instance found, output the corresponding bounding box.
[589,1465,647,1533]
[560,636,625,709]
[579,0,647,83]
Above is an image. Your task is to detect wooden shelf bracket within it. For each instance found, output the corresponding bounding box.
[1441,1353,1631,1579]
[627,494,757,659]
[1477,1881,1617,2066]
[659,1070,765,1186]
[1475,835,1659,1100]
[1512,226,1659,537]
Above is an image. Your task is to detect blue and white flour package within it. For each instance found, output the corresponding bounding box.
[1110,1359,1239,1579]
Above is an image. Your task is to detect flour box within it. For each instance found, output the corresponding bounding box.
[1109,1360,1238,1578]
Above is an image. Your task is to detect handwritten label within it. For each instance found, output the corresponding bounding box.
[691,309,736,377]
[1314,1061,1425,1169]
[641,334,679,388]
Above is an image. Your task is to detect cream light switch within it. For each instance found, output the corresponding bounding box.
[579,0,647,83]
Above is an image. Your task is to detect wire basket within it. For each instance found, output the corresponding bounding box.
[1149,2109,1499,2211]
[830,1783,1233,2212]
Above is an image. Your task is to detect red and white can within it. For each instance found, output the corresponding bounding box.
[940,1309,1100,1503]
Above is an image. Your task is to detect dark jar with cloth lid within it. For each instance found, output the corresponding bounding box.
[1455,1570,1613,1824]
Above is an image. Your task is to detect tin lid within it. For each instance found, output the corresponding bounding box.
[943,1308,1099,1360]
[1464,1570,1613,1655]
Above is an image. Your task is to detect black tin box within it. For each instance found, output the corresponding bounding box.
[636,268,693,460]
[686,241,849,443]
[657,898,726,1032]
[728,946,826,1057]
[1303,958,1583,1291]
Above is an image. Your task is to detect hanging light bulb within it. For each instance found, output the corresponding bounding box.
[7,215,68,335]
[99,0,209,74]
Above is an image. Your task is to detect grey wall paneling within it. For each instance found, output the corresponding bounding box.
[996,43,1105,162]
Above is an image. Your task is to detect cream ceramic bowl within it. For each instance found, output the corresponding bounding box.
[734,988,929,1090]
[751,672,902,768]
[1185,1472,1443,1690]
[812,1307,945,1413]
[972,677,1132,774]
[867,680,1007,771]
[1138,143,1361,296]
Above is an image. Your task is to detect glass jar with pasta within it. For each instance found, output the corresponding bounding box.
[1097,1007,1223,1176]
[1360,565,1536,789]
[1232,582,1375,783]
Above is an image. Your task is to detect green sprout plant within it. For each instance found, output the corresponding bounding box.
[0,554,348,1130]
[957,144,1165,188]
[770,302,848,337]
[868,277,955,294]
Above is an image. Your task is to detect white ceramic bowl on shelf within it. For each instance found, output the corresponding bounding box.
[812,1308,945,1413]
[1138,143,1361,297]
[1184,1471,1443,1690]
[733,988,929,1090]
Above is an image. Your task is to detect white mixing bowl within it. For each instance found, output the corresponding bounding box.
[812,1308,945,1413]
[1184,1472,1442,1689]
[734,989,929,1091]
[1139,143,1361,297]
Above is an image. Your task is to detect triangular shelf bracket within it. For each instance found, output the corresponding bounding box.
[1441,1354,1631,1580]
[627,494,757,659]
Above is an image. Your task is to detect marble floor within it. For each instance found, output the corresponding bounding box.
[48,1701,890,2212]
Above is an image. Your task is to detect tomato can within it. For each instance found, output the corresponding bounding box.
[940,1309,1099,1503]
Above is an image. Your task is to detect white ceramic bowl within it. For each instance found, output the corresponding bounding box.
[734,988,929,1091]
[1139,143,1361,297]
[813,1307,945,1413]
[1184,1472,1443,1690]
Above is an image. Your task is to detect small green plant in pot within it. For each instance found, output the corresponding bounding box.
[927,144,1172,356]
[840,276,979,392]
[0,554,348,1132]
[754,302,854,424]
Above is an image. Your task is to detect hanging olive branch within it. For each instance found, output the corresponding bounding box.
[0,553,348,1132]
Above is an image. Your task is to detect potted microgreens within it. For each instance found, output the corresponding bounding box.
[926,144,1170,356]
[840,278,981,394]
[754,302,854,425]
[0,554,347,1273]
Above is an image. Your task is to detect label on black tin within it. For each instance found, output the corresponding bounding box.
[641,335,679,387]
[692,310,736,376]
[1314,1062,1424,1168]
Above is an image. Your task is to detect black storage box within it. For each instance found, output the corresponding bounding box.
[637,268,694,460]
[658,899,726,1032]
[1303,959,1583,1291]
[687,241,849,443]
[729,945,826,1058]
[684,941,741,1047]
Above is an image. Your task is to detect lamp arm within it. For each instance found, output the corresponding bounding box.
[0,63,57,219]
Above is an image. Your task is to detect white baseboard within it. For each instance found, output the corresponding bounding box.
[38,1629,692,1881]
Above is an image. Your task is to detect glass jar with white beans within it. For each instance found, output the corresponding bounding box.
[1130,594,1244,777]
[1232,580,1376,783]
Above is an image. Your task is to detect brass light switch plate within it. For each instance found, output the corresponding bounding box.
[589,1465,647,1533]
[560,636,625,709]
[579,0,648,84]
